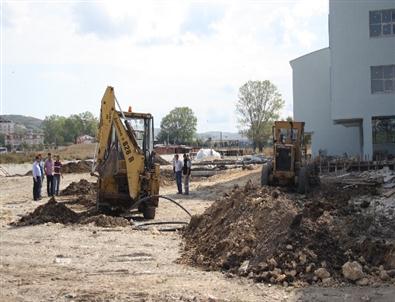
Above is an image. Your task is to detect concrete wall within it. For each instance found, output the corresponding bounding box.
[291,48,361,157]
[329,0,395,157]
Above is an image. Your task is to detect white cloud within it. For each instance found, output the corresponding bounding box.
[2,0,328,131]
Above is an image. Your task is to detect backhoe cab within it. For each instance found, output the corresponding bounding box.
[93,86,160,219]
[261,121,315,193]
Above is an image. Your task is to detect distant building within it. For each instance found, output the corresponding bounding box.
[0,117,15,135]
[5,131,44,150]
[1,118,44,150]
[76,135,95,144]
[290,0,395,159]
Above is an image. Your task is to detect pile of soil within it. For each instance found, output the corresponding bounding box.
[181,181,395,286]
[155,155,170,165]
[13,197,129,228]
[65,195,96,208]
[80,214,130,227]
[62,160,92,174]
[14,197,80,226]
[60,179,97,196]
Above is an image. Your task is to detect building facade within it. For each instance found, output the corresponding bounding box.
[0,118,15,135]
[291,0,395,159]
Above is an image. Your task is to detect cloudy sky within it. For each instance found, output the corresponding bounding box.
[1,0,329,132]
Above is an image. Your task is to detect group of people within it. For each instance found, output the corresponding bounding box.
[173,153,192,195]
[32,153,63,201]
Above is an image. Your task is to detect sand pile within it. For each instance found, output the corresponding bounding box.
[181,181,395,286]
[60,179,97,196]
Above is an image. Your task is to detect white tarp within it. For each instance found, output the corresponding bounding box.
[195,148,221,161]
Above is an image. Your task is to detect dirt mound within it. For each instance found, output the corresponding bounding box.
[155,155,170,165]
[181,181,394,286]
[13,197,129,228]
[81,214,130,227]
[160,169,175,186]
[60,179,97,196]
[62,160,92,174]
[15,197,80,226]
[65,195,96,208]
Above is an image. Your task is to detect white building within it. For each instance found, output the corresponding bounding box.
[0,117,15,135]
[291,0,395,159]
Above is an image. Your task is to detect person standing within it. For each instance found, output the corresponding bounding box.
[53,155,63,196]
[38,154,45,198]
[32,156,42,201]
[44,152,55,196]
[174,154,183,194]
[183,153,192,195]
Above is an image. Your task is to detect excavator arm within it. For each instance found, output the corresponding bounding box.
[95,86,145,201]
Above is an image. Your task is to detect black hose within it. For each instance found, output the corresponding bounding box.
[131,195,192,232]
[133,194,192,217]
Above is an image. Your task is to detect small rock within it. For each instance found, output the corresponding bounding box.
[207,294,218,302]
[358,256,366,264]
[238,260,250,275]
[342,261,364,281]
[306,263,314,273]
[271,190,280,199]
[286,244,293,251]
[322,277,333,285]
[151,227,160,235]
[276,274,287,282]
[360,200,370,208]
[314,268,330,280]
[286,270,297,277]
[268,258,277,267]
[387,269,395,278]
[283,281,289,287]
[379,270,390,281]
[299,253,307,265]
[356,278,370,286]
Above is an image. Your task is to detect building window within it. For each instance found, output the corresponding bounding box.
[371,65,395,93]
[369,9,395,37]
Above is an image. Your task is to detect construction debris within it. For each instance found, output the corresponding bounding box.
[181,179,395,286]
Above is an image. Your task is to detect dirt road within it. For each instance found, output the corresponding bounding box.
[1,168,394,301]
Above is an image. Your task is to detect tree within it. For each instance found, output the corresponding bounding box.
[42,112,98,145]
[158,107,197,145]
[236,80,284,151]
[42,115,66,145]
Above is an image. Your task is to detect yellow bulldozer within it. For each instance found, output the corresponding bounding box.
[92,86,160,219]
[261,121,316,193]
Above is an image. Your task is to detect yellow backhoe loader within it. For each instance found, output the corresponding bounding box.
[92,86,160,219]
[261,121,317,193]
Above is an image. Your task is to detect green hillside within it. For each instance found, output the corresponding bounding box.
[0,115,43,130]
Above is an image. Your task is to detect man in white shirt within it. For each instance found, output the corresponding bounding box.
[173,154,183,194]
[32,156,42,201]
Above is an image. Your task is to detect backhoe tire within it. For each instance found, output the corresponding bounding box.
[297,167,310,194]
[261,163,272,187]
[143,206,156,220]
